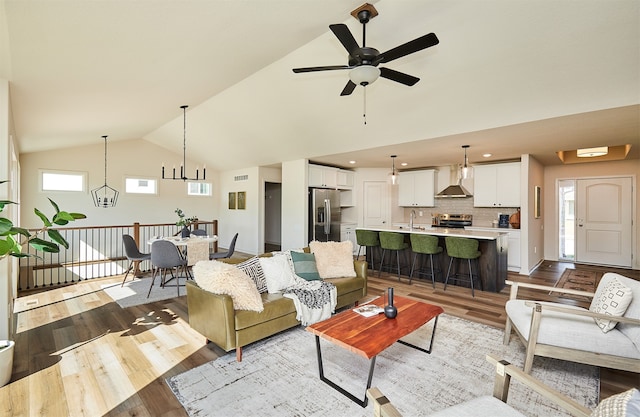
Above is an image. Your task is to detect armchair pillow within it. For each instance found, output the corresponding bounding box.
[193,260,263,312]
[309,240,356,279]
[591,388,640,417]
[589,277,633,333]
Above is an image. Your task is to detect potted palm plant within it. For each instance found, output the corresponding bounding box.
[0,180,86,387]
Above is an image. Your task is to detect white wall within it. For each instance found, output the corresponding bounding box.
[19,139,218,229]
[522,155,545,274]
[281,159,307,250]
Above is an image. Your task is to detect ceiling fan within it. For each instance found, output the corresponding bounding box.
[292,3,439,96]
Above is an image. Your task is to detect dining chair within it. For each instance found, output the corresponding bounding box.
[149,240,189,297]
[121,234,151,287]
[210,233,238,260]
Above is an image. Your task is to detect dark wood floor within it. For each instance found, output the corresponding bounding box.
[2,260,638,416]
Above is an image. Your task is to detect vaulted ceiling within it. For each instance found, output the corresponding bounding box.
[1,0,638,171]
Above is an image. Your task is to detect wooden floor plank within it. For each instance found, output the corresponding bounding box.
[1,261,637,416]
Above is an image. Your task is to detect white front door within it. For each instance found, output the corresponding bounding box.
[576,177,633,267]
[363,181,390,228]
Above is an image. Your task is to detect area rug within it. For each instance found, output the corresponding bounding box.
[102,276,188,308]
[166,314,599,417]
[554,268,602,301]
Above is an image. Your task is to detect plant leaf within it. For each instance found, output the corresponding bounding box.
[34,208,52,227]
[10,227,30,238]
[0,217,13,234]
[70,212,87,220]
[47,229,69,249]
[0,200,17,211]
[49,198,61,213]
[29,237,59,253]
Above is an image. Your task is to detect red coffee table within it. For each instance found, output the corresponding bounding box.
[306,295,444,407]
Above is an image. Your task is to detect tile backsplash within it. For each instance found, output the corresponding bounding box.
[401,199,520,228]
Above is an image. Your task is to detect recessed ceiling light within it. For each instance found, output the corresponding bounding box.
[482,153,492,158]
[401,162,408,166]
[349,160,356,164]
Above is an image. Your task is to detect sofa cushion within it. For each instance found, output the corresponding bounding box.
[326,276,366,296]
[590,276,633,332]
[309,240,357,279]
[290,251,321,281]
[506,300,640,359]
[193,260,263,312]
[259,254,298,293]
[237,256,268,294]
[235,293,297,330]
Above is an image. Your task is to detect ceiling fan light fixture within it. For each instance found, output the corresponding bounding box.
[577,146,608,157]
[349,65,380,86]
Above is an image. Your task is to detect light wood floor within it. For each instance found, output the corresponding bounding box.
[1,261,638,416]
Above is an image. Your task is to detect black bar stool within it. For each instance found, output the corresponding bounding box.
[409,234,443,287]
[444,236,482,297]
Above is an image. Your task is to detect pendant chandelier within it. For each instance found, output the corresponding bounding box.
[388,155,399,185]
[91,135,119,208]
[162,105,205,181]
[460,145,471,180]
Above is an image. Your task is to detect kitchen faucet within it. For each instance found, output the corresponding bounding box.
[410,209,416,229]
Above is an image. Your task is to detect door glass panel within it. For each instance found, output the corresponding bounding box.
[558,179,575,261]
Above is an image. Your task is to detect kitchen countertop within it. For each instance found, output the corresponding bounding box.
[358,226,505,240]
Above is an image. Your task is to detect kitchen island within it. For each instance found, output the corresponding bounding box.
[357,226,508,293]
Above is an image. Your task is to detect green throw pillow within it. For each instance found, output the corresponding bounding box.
[290,251,321,281]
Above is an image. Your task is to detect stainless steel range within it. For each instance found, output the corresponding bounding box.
[432,213,472,228]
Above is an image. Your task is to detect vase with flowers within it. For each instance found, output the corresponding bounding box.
[175,208,197,238]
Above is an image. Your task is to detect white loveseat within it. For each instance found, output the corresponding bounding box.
[503,272,640,373]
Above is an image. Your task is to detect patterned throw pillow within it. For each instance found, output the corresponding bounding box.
[589,277,633,333]
[591,388,640,417]
[290,251,321,281]
[237,256,268,293]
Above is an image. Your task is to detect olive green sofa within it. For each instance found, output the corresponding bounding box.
[186,257,367,362]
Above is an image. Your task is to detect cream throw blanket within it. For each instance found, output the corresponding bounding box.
[283,276,337,326]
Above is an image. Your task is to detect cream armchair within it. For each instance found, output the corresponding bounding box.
[503,272,640,374]
[367,354,595,417]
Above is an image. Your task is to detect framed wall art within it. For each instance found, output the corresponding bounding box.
[534,186,541,219]
[237,191,246,210]
[228,192,236,210]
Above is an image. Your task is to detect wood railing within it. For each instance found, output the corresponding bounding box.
[18,220,218,292]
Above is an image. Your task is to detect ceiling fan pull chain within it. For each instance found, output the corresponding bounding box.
[363,87,367,125]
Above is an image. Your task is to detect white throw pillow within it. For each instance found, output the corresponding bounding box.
[309,240,356,279]
[590,277,633,333]
[259,254,298,293]
[192,260,263,312]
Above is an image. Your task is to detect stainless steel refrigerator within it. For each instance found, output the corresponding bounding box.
[309,188,341,242]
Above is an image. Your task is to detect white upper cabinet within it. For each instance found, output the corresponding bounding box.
[336,169,355,189]
[398,170,436,207]
[308,164,338,188]
[473,162,521,207]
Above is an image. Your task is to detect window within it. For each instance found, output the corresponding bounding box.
[40,170,86,192]
[188,182,212,196]
[125,177,157,194]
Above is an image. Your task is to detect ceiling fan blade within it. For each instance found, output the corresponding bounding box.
[329,24,360,56]
[375,33,439,64]
[340,80,357,96]
[292,65,350,73]
[379,67,420,86]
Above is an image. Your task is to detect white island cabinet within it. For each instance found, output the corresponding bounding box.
[398,169,436,207]
[465,226,521,272]
[340,223,357,254]
[473,162,521,207]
